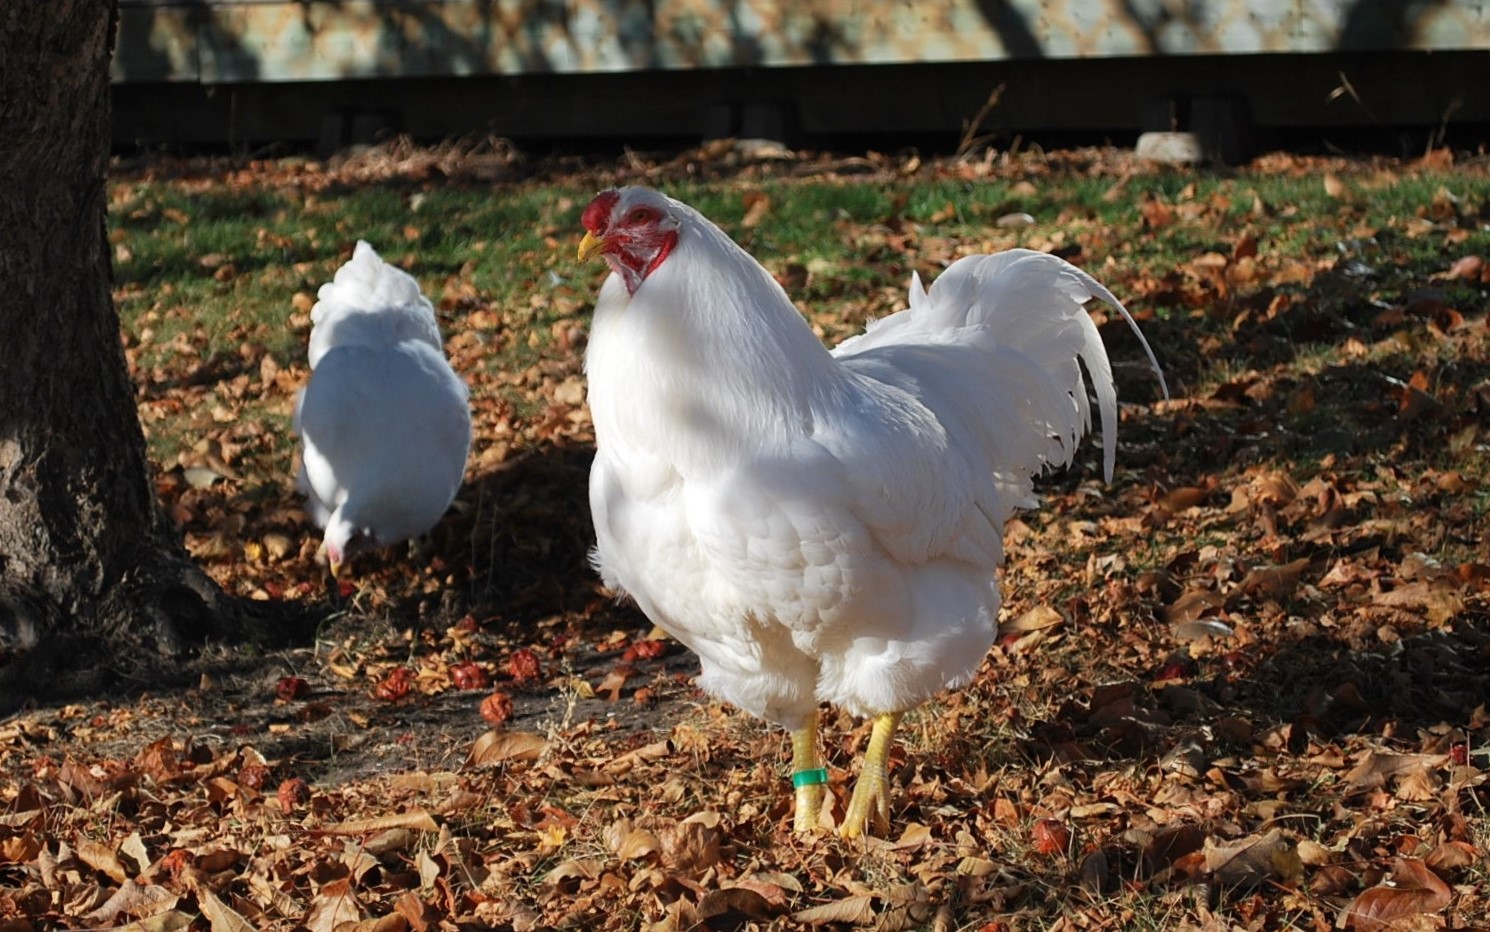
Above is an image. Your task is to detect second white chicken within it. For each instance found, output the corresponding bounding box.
[295,241,471,577]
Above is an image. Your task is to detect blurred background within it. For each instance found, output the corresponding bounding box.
[113,0,1490,161]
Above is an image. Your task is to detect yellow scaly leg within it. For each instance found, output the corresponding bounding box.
[840,711,904,839]
[790,711,826,834]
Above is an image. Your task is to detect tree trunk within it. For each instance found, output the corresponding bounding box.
[0,0,229,699]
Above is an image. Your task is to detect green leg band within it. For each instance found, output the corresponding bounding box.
[791,767,829,789]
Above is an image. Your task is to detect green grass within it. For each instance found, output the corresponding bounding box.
[110,166,1490,355]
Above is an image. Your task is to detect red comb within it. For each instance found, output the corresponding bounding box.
[582,189,621,233]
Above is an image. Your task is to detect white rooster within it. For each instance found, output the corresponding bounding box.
[578,187,1164,838]
[295,241,472,577]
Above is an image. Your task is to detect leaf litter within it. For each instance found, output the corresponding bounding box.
[3,140,1490,929]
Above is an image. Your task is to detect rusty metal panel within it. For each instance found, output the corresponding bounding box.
[113,0,1490,85]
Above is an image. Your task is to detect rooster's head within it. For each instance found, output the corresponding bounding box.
[578,187,681,294]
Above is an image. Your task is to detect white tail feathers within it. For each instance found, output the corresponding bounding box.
[307,241,443,368]
[837,249,1165,485]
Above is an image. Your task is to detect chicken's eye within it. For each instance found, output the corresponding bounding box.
[628,208,652,224]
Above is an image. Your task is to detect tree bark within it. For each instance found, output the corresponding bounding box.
[0,0,229,697]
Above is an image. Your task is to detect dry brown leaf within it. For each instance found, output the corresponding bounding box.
[601,738,674,776]
[604,818,662,860]
[1395,768,1440,801]
[1000,604,1063,634]
[323,810,440,835]
[1165,589,1226,626]
[0,831,43,863]
[1373,580,1464,625]
[76,835,131,884]
[697,886,778,923]
[110,912,195,932]
[1311,864,1358,897]
[888,822,933,851]
[661,815,723,872]
[1237,557,1312,600]
[1296,839,1334,866]
[196,884,257,932]
[1145,824,1206,870]
[1345,752,1448,789]
[304,877,363,932]
[394,890,437,932]
[741,191,773,228]
[1424,840,1481,872]
[595,664,632,701]
[1077,846,1119,895]
[84,879,181,924]
[542,858,602,888]
[119,832,151,875]
[1252,472,1298,505]
[1342,858,1452,930]
[1160,486,1210,512]
[1202,829,1301,889]
[793,894,877,926]
[732,873,799,908]
[1441,254,1483,281]
[467,730,548,766]
[345,917,408,932]
[135,737,181,783]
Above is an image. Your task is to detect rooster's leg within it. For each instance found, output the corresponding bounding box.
[790,711,826,833]
[840,711,904,839]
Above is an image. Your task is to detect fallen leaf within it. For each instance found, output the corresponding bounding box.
[84,880,181,924]
[1165,589,1226,625]
[1202,829,1301,889]
[1345,752,1448,789]
[661,814,723,872]
[793,894,876,925]
[1440,254,1483,281]
[1145,824,1207,870]
[323,810,440,835]
[467,731,548,766]
[1237,557,1312,600]
[1160,486,1210,512]
[697,886,778,922]
[604,818,662,860]
[1000,604,1063,634]
[76,835,131,884]
[196,884,257,932]
[741,191,773,228]
[1342,858,1452,930]
[542,858,602,889]
[1424,840,1481,873]
[305,878,364,932]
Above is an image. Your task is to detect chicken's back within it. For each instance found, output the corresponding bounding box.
[308,241,443,368]
[296,340,471,544]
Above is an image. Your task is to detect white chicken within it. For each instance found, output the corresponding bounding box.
[578,187,1164,838]
[295,241,472,577]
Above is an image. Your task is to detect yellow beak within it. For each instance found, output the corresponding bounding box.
[329,558,343,580]
[578,230,605,262]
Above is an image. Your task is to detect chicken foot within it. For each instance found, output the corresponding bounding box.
[840,711,904,839]
[790,713,827,833]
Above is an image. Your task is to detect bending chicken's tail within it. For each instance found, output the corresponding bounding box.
[835,249,1165,497]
